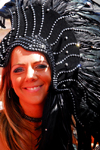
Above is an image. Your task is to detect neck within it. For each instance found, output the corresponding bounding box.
[19,100,44,118]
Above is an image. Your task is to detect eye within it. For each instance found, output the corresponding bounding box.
[13,67,24,73]
[34,64,48,71]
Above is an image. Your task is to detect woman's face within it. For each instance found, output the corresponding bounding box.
[10,46,51,108]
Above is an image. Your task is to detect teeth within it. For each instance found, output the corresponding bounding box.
[26,86,40,90]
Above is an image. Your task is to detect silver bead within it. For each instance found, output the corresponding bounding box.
[41,44,46,49]
[63,84,66,87]
[76,42,80,47]
[65,36,68,40]
[47,8,50,12]
[65,63,68,66]
[66,51,68,54]
[7,42,9,45]
[77,64,81,68]
[12,28,15,31]
[4,37,7,40]
[13,12,16,15]
[25,6,28,10]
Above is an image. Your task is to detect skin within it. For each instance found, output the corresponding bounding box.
[10,46,51,118]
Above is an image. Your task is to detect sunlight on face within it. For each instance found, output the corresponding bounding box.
[10,46,51,112]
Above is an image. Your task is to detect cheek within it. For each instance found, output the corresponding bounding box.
[41,71,51,87]
[46,75,51,85]
[11,76,23,89]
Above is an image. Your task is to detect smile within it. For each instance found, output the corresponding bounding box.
[24,85,43,92]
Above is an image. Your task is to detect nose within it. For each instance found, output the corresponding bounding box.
[25,66,38,82]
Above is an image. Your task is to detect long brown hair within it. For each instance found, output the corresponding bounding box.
[0,61,36,150]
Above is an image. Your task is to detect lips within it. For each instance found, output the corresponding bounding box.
[23,85,43,92]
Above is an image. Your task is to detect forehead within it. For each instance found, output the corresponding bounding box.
[11,46,47,65]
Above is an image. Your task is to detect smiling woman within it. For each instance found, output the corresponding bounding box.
[0,1,80,149]
[0,46,51,150]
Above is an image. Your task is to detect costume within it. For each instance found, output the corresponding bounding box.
[0,0,100,150]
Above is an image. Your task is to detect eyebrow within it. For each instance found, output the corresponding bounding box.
[11,60,48,68]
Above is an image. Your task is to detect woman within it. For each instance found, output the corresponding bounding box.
[0,0,80,149]
[0,0,100,150]
[0,46,51,149]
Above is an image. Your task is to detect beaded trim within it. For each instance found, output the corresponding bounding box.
[22,5,28,36]
[15,0,20,39]
[0,1,80,91]
[30,1,36,37]
[38,4,44,36]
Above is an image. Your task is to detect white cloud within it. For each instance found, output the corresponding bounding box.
[0,0,10,8]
